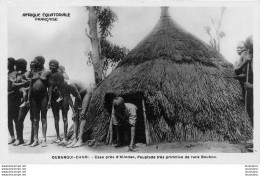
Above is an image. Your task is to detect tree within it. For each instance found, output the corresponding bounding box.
[100,40,129,77]
[205,7,226,52]
[85,7,128,85]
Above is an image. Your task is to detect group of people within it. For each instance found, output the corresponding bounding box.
[7,35,253,150]
[8,55,139,151]
[8,56,93,148]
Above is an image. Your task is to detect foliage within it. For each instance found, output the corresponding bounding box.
[98,8,118,39]
[85,6,128,79]
[101,40,129,77]
[205,7,226,52]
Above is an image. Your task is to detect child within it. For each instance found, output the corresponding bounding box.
[19,61,35,107]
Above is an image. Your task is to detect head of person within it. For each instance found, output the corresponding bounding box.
[236,42,246,55]
[34,56,45,69]
[30,61,35,71]
[113,96,125,118]
[49,59,59,73]
[15,58,27,72]
[59,65,65,73]
[245,35,253,55]
[51,72,65,87]
[8,57,16,71]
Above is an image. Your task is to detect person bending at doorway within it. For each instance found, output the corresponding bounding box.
[112,97,138,151]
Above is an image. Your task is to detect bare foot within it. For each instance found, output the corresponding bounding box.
[51,138,61,144]
[128,144,137,152]
[58,139,68,146]
[72,139,84,148]
[86,139,96,147]
[41,140,47,147]
[13,140,24,146]
[30,140,39,147]
[60,139,73,147]
[23,140,34,146]
[66,139,77,148]
[8,138,16,145]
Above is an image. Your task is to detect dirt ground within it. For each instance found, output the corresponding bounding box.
[8,110,250,154]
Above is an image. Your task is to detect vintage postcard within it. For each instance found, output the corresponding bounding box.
[0,0,260,164]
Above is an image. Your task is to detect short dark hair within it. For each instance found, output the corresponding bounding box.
[49,59,59,67]
[15,58,27,67]
[8,57,16,65]
[113,96,124,110]
[35,56,45,65]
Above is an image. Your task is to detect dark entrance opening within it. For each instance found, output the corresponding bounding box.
[104,92,146,145]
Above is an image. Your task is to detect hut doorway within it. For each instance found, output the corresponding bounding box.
[105,93,147,145]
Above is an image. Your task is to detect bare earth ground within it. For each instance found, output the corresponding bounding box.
[9,110,248,153]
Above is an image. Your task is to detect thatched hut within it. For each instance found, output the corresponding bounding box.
[83,7,252,145]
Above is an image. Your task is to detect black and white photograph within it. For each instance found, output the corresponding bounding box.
[1,0,260,166]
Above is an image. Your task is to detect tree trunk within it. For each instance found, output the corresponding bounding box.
[87,7,103,85]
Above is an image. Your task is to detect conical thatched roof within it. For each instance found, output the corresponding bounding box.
[82,7,252,144]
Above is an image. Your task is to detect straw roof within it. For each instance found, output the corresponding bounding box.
[82,7,252,143]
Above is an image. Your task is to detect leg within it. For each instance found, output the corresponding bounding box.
[24,110,34,146]
[19,89,27,107]
[73,93,92,147]
[8,108,15,144]
[51,101,61,143]
[66,102,79,148]
[112,105,124,147]
[12,97,20,145]
[60,100,69,143]
[13,106,29,146]
[30,97,40,147]
[72,120,86,148]
[128,111,137,151]
[66,114,79,148]
[40,95,48,147]
[114,125,123,147]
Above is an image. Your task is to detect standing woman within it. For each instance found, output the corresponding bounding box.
[11,59,30,146]
[29,56,52,147]
[16,61,35,146]
[8,57,18,144]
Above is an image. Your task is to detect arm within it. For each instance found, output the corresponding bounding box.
[47,85,53,109]
[63,72,69,80]
[69,82,83,108]
[244,82,253,90]
[26,75,33,106]
[62,91,76,114]
[47,70,54,109]
[12,74,30,89]
[12,80,30,87]
[234,54,247,75]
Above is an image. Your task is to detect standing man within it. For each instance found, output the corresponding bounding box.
[48,59,70,144]
[235,36,253,125]
[112,97,138,151]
